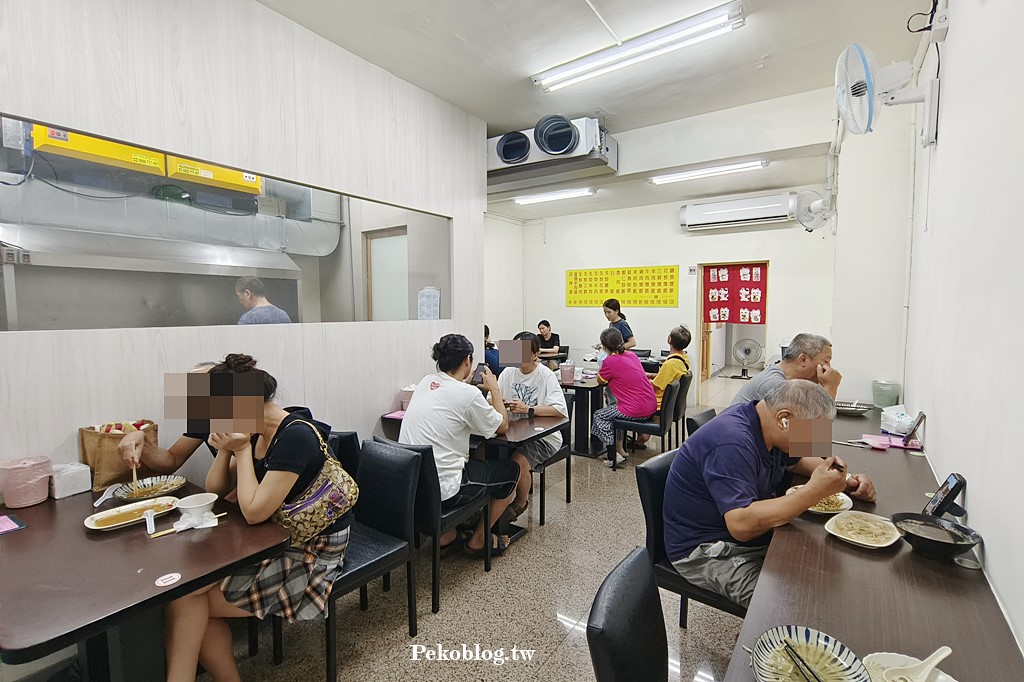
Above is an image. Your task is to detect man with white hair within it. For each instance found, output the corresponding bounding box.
[731,333,842,405]
[664,380,876,608]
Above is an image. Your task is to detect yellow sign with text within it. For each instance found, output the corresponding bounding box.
[566,265,679,307]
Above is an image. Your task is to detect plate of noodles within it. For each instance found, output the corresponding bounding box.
[786,486,853,514]
[112,475,187,501]
[825,511,901,549]
[750,624,870,682]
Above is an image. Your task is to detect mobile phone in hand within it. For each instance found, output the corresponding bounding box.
[470,363,487,385]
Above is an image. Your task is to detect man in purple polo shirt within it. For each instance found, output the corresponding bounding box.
[663,379,876,608]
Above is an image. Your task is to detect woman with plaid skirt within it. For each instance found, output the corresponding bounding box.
[591,328,657,467]
[164,354,356,682]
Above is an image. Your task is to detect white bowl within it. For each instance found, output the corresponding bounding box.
[177,492,218,518]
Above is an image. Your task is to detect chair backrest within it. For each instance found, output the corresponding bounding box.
[686,408,717,437]
[558,345,569,355]
[355,441,420,543]
[631,349,652,358]
[658,380,680,426]
[587,547,668,682]
[635,451,676,563]
[373,435,442,530]
[327,431,360,478]
[671,373,693,426]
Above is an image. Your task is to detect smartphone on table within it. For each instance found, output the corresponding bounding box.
[922,472,966,517]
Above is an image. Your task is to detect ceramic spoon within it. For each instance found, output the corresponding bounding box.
[92,484,119,508]
[883,646,952,682]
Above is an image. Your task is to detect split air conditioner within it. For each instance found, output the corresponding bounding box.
[487,116,618,190]
[680,192,797,231]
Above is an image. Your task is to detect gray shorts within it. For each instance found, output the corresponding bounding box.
[670,541,767,609]
[512,439,559,469]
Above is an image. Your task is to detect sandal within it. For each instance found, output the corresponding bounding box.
[499,500,528,525]
[439,530,471,558]
[464,533,509,558]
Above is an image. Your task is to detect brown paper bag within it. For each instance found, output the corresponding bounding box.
[79,421,159,491]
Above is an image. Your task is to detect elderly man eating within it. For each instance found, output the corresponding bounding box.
[731,333,842,405]
[664,380,876,608]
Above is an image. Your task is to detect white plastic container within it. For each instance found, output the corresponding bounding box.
[872,380,901,408]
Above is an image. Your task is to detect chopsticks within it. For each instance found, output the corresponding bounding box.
[131,465,139,497]
[783,640,824,682]
[150,512,227,539]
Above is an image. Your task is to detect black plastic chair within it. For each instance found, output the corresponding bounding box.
[686,408,717,437]
[558,344,569,356]
[635,451,747,627]
[328,431,360,478]
[609,380,680,470]
[531,392,574,526]
[670,373,693,450]
[373,436,492,613]
[586,547,668,682]
[630,349,652,358]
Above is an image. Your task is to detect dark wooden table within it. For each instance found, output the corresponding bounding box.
[0,483,290,680]
[484,414,569,541]
[560,377,605,457]
[723,410,1024,680]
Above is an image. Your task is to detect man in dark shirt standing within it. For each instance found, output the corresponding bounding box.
[663,380,876,608]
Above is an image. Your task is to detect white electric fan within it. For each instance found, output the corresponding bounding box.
[730,339,763,380]
[812,43,942,235]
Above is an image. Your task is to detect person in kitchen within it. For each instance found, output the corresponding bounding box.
[118,362,219,473]
[235,275,292,325]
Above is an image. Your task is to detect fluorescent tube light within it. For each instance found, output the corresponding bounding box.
[532,1,744,92]
[650,160,769,185]
[513,188,596,205]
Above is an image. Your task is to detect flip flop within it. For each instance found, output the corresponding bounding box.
[464,533,509,558]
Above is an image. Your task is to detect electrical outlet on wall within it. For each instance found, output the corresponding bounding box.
[688,266,697,275]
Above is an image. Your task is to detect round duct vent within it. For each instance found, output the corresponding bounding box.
[495,131,531,164]
[534,115,579,155]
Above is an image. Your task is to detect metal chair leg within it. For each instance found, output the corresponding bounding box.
[483,503,492,572]
[406,559,417,637]
[565,453,572,504]
[359,585,368,611]
[431,533,441,613]
[680,597,689,628]
[539,470,546,526]
[247,617,259,657]
[383,572,391,592]
[325,598,337,680]
[272,616,283,665]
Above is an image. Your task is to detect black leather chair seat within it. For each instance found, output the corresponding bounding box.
[331,522,409,595]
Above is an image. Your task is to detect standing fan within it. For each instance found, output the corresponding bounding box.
[730,339,763,380]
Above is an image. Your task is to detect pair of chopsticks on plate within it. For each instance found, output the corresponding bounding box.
[783,640,825,682]
[150,512,227,539]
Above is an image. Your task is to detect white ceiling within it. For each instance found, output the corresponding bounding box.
[257,0,921,136]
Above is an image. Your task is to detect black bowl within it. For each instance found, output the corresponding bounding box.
[890,512,983,560]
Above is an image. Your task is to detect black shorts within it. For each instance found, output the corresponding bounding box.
[441,458,520,510]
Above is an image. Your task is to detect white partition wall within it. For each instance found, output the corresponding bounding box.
[0,0,485,473]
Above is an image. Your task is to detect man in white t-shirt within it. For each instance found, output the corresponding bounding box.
[498,331,569,521]
[400,334,518,557]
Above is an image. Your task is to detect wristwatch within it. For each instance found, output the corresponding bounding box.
[528,407,535,418]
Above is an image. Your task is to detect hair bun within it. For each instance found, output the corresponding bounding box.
[224,353,257,372]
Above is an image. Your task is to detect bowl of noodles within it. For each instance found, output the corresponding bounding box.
[750,625,870,681]
[890,512,982,560]
[825,511,901,549]
[786,485,853,514]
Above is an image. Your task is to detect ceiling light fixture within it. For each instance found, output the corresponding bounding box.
[649,160,769,185]
[532,1,745,93]
[513,187,597,205]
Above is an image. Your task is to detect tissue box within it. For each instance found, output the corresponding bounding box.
[399,388,415,411]
[49,462,93,499]
[880,405,916,435]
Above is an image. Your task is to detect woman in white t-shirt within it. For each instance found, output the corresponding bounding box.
[400,334,519,557]
[497,331,569,521]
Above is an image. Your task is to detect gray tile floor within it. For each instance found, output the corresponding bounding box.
[227,436,743,682]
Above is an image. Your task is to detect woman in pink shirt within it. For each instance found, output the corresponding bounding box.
[592,328,657,467]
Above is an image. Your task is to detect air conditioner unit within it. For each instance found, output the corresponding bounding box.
[680,192,797,231]
[487,116,618,189]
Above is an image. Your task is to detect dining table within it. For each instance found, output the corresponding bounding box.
[0,482,290,681]
[559,377,606,457]
[723,409,1024,680]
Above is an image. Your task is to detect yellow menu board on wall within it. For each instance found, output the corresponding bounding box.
[566,265,679,307]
